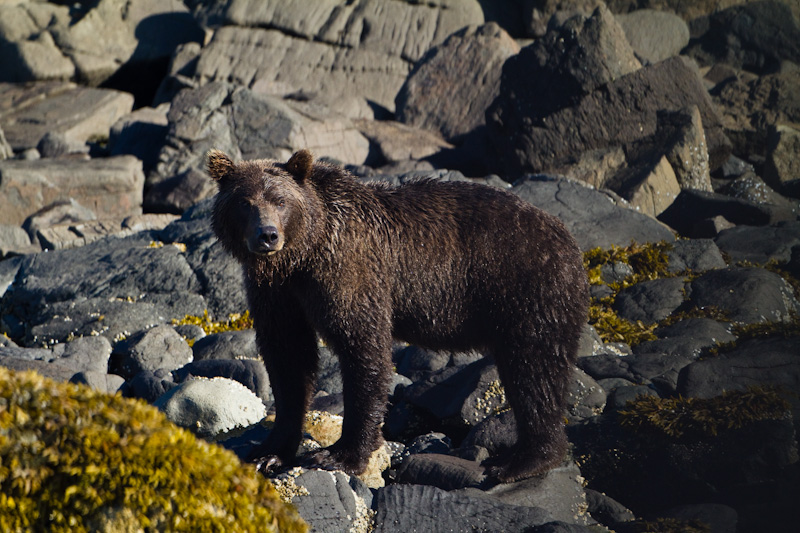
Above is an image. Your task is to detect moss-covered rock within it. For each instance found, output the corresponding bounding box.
[0,368,307,533]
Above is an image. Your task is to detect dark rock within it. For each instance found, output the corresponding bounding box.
[119,370,176,403]
[512,176,675,251]
[393,345,452,382]
[316,346,343,396]
[405,432,452,456]
[666,239,727,273]
[396,453,486,490]
[309,392,344,416]
[715,221,800,264]
[353,119,453,166]
[395,23,520,142]
[657,189,795,236]
[110,325,193,379]
[373,484,552,532]
[192,330,257,361]
[566,368,607,421]
[402,357,505,426]
[712,69,800,158]
[489,55,730,178]
[764,124,800,197]
[173,358,271,404]
[458,462,590,525]
[654,318,735,345]
[687,215,737,238]
[688,267,799,324]
[678,337,800,418]
[462,409,516,454]
[108,104,169,174]
[57,335,113,374]
[584,488,636,528]
[606,385,658,410]
[613,277,687,324]
[662,503,738,533]
[685,1,800,73]
[718,172,798,211]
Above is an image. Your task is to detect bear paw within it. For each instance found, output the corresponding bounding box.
[300,446,368,476]
[483,450,563,483]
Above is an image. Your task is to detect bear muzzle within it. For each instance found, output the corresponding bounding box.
[248,225,284,255]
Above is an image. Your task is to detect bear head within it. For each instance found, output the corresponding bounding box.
[207,149,315,263]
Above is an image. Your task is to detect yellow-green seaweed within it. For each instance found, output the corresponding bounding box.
[0,368,307,533]
[173,310,254,336]
[619,387,791,439]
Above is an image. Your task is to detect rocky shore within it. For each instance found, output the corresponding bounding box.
[1,1,798,531]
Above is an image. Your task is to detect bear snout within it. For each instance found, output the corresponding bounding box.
[249,225,283,255]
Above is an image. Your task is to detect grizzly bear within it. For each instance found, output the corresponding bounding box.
[207,149,589,483]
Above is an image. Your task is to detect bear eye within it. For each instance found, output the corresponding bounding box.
[277,199,286,209]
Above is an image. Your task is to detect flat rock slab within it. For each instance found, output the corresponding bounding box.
[613,277,687,325]
[714,221,800,264]
[373,483,552,532]
[1,233,206,345]
[512,176,675,250]
[0,82,133,150]
[678,337,800,418]
[689,267,800,324]
[0,155,144,225]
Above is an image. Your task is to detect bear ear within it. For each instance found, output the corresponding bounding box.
[285,149,313,182]
[207,149,235,181]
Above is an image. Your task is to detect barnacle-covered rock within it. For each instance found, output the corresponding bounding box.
[0,367,307,533]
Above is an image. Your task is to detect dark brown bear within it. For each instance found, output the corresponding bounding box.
[207,149,589,483]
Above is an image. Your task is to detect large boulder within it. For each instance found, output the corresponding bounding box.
[395,23,520,142]
[187,0,484,112]
[0,156,144,226]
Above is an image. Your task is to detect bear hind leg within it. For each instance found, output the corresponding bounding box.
[485,335,575,483]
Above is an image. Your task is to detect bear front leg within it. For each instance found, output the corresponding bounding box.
[248,312,319,475]
[301,329,392,476]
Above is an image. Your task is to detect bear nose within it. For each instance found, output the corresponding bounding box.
[257,226,280,249]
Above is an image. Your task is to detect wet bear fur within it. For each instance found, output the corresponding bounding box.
[207,149,589,483]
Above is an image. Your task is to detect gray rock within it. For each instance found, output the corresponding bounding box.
[566,368,606,421]
[713,69,800,158]
[154,376,266,440]
[689,267,800,324]
[685,1,800,73]
[715,221,800,264]
[150,83,369,203]
[69,371,125,394]
[613,277,687,325]
[616,9,690,64]
[192,330,257,361]
[489,56,729,178]
[678,337,800,418]
[0,256,21,300]
[666,239,726,273]
[22,199,97,242]
[0,82,133,151]
[119,370,177,403]
[654,317,735,345]
[606,385,658,410]
[459,462,590,526]
[373,483,552,532]
[282,469,374,533]
[394,345,453,382]
[405,432,452,456]
[511,176,675,251]
[189,0,484,112]
[111,325,193,379]
[395,23,520,142]
[718,171,799,210]
[687,215,736,239]
[58,335,113,374]
[657,189,795,237]
[353,119,452,165]
[764,124,800,197]
[173,358,271,404]
[0,224,35,257]
[109,103,170,173]
[396,453,486,490]
[36,131,88,158]
[462,409,517,454]
[0,156,143,226]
